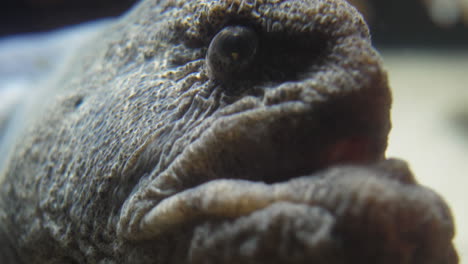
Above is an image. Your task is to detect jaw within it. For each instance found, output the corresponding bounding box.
[139,160,457,264]
[207,162,456,264]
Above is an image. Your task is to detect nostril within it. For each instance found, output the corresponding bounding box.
[73,97,84,109]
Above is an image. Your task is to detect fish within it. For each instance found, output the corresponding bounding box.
[0,0,458,263]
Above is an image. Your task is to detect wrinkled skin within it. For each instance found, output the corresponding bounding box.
[0,0,458,263]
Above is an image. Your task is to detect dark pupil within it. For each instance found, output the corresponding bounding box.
[220,30,255,59]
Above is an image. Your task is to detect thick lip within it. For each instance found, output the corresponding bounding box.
[184,161,457,264]
[140,160,456,264]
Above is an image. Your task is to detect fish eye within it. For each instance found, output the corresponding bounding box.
[206,26,259,81]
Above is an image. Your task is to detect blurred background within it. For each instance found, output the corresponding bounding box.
[0,0,466,262]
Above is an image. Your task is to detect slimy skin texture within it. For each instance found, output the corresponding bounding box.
[0,0,458,263]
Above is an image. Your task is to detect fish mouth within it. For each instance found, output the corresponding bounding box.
[116,90,456,262]
[140,100,384,236]
[117,76,391,237]
[143,160,457,264]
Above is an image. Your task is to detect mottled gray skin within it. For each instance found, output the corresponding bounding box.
[0,0,458,263]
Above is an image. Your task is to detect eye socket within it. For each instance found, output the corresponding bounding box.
[206,26,259,81]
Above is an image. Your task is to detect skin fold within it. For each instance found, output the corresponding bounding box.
[0,0,458,263]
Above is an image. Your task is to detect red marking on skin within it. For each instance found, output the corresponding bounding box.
[324,136,374,165]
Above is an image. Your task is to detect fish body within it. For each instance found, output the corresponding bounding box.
[0,0,457,263]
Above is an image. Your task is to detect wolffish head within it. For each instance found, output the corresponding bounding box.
[0,0,457,263]
[115,0,391,234]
